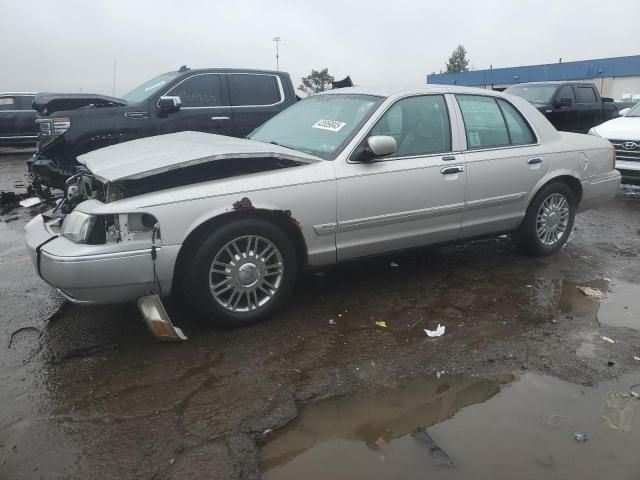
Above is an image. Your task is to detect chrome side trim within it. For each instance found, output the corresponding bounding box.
[313,223,338,236]
[338,203,464,232]
[466,192,527,210]
[42,247,157,263]
[0,135,38,139]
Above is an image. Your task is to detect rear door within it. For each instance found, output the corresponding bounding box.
[160,73,232,136]
[574,85,599,132]
[454,94,549,237]
[228,73,286,137]
[549,85,577,132]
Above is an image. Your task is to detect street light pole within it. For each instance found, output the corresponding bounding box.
[273,36,281,71]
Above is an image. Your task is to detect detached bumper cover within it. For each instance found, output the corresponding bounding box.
[27,153,76,190]
[25,214,180,304]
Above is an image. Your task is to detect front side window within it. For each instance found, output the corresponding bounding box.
[248,94,383,160]
[456,95,510,149]
[369,95,452,157]
[504,85,557,105]
[496,99,536,145]
[0,97,16,111]
[123,71,182,103]
[229,74,281,106]
[167,74,225,108]
[575,86,597,103]
[556,85,575,103]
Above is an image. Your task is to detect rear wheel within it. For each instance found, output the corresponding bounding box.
[513,182,576,256]
[182,218,299,327]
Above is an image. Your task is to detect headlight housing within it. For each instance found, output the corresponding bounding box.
[588,127,600,136]
[61,211,157,245]
[61,211,99,243]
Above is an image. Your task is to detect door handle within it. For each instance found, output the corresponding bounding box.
[440,165,464,175]
[527,157,543,165]
[442,155,456,161]
[211,116,230,121]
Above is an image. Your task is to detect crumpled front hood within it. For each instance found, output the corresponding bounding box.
[77,131,323,183]
[592,116,640,140]
[32,93,129,115]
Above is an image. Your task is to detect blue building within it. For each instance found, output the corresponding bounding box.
[427,55,640,100]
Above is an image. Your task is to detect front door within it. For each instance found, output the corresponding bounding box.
[157,73,233,137]
[454,94,549,238]
[335,94,467,261]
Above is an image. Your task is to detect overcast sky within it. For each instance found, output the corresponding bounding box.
[1,0,639,96]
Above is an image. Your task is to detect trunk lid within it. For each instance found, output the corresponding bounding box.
[32,93,129,115]
[77,131,322,183]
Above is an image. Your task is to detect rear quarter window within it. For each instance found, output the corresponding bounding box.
[229,74,281,106]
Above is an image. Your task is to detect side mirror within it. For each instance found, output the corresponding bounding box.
[619,108,631,117]
[367,135,397,157]
[157,96,181,114]
[559,97,573,107]
[602,97,614,103]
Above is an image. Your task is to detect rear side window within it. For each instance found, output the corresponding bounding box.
[229,74,281,106]
[0,97,16,111]
[369,94,451,157]
[456,95,510,149]
[575,86,597,103]
[168,74,225,107]
[557,85,575,103]
[496,99,536,145]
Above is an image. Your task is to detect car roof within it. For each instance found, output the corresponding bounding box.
[317,84,502,99]
[0,92,36,96]
[168,68,285,76]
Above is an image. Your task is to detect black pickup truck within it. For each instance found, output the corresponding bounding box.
[29,67,297,190]
[0,92,38,147]
[504,81,618,133]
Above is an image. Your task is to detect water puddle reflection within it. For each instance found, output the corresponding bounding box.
[261,373,640,480]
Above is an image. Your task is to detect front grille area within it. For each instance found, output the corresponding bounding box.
[610,139,640,162]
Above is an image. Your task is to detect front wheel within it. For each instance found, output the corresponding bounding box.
[182,218,299,327]
[513,182,576,256]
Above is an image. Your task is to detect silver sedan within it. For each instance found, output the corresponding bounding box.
[25,85,620,336]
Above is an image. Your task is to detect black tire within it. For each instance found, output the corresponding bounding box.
[181,218,299,328]
[513,182,576,256]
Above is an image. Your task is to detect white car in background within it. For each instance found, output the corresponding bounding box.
[589,103,640,185]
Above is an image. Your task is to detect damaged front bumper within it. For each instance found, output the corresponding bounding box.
[25,213,186,340]
[27,152,77,191]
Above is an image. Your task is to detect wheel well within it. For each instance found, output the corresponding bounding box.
[550,175,583,204]
[173,209,308,289]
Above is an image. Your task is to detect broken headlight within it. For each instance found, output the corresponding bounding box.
[61,211,157,245]
[60,211,101,243]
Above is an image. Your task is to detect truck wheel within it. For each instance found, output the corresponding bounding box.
[513,182,576,256]
[182,218,299,327]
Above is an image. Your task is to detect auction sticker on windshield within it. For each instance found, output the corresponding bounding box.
[312,119,346,132]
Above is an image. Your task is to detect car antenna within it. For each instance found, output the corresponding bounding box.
[178,65,189,72]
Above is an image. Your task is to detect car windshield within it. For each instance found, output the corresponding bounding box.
[248,94,383,159]
[505,85,558,104]
[625,103,640,117]
[123,72,181,103]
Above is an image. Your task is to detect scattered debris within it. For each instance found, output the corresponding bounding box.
[367,436,388,450]
[0,191,26,207]
[607,361,616,367]
[328,319,336,325]
[374,321,388,329]
[390,262,399,268]
[631,391,639,399]
[525,284,533,288]
[8,326,42,348]
[601,336,616,344]
[425,324,446,337]
[573,432,587,442]
[412,427,452,465]
[436,371,445,379]
[19,197,45,208]
[603,277,612,282]
[634,356,640,361]
[576,286,606,300]
[48,343,119,364]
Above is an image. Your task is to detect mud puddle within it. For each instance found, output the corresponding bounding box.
[261,373,640,480]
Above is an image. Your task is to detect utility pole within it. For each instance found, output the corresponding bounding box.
[112,58,117,96]
[273,37,281,71]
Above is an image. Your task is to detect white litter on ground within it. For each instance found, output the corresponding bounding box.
[425,324,446,337]
[601,336,616,344]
